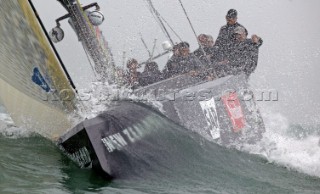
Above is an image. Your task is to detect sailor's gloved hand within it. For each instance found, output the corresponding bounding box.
[188,70,199,77]
[217,60,229,65]
[205,74,215,81]
[251,35,261,44]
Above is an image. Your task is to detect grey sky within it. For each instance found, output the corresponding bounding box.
[32,0,320,125]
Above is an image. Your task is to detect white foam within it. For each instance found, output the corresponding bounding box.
[241,108,320,177]
[0,112,32,139]
[75,82,164,119]
[75,82,133,119]
[0,113,12,124]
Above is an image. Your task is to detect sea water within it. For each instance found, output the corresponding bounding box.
[1,104,320,194]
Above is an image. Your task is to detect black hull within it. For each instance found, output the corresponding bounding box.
[58,101,176,178]
[58,74,265,178]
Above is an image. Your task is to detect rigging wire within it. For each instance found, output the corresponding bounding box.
[139,33,152,58]
[144,0,183,43]
[145,0,174,45]
[159,15,183,42]
[177,0,200,45]
[177,0,217,77]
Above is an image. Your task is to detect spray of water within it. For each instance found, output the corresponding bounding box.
[1,87,320,178]
[241,108,320,177]
[0,112,32,139]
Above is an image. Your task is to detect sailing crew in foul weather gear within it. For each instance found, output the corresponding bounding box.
[193,34,218,80]
[193,34,209,64]
[115,67,126,86]
[163,43,181,79]
[139,61,162,86]
[220,26,263,77]
[193,34,217,65]
[174,42,203,78]
[125,58,142,89]
[215,9,248,62]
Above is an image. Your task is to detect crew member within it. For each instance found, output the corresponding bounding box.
[125,58,142,89]
[215,9,248,61]
[223,26,263,77]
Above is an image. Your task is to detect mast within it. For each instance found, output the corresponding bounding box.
[53,0,115,83]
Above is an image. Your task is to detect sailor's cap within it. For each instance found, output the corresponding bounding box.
[227,9,237,18]
[179,41,190,48]
[234,26,246,34]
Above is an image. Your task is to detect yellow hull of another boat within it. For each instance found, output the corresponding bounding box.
[0,0,77,140]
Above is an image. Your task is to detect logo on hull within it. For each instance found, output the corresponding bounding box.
[221,92,246,132]
[31,67,51,92]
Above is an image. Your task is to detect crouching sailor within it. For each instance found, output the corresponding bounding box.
[222,26,263,78]
[125,58,142,89]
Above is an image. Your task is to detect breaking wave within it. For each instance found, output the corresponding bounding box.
[241,108,320,178]
[0,106,32,139]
